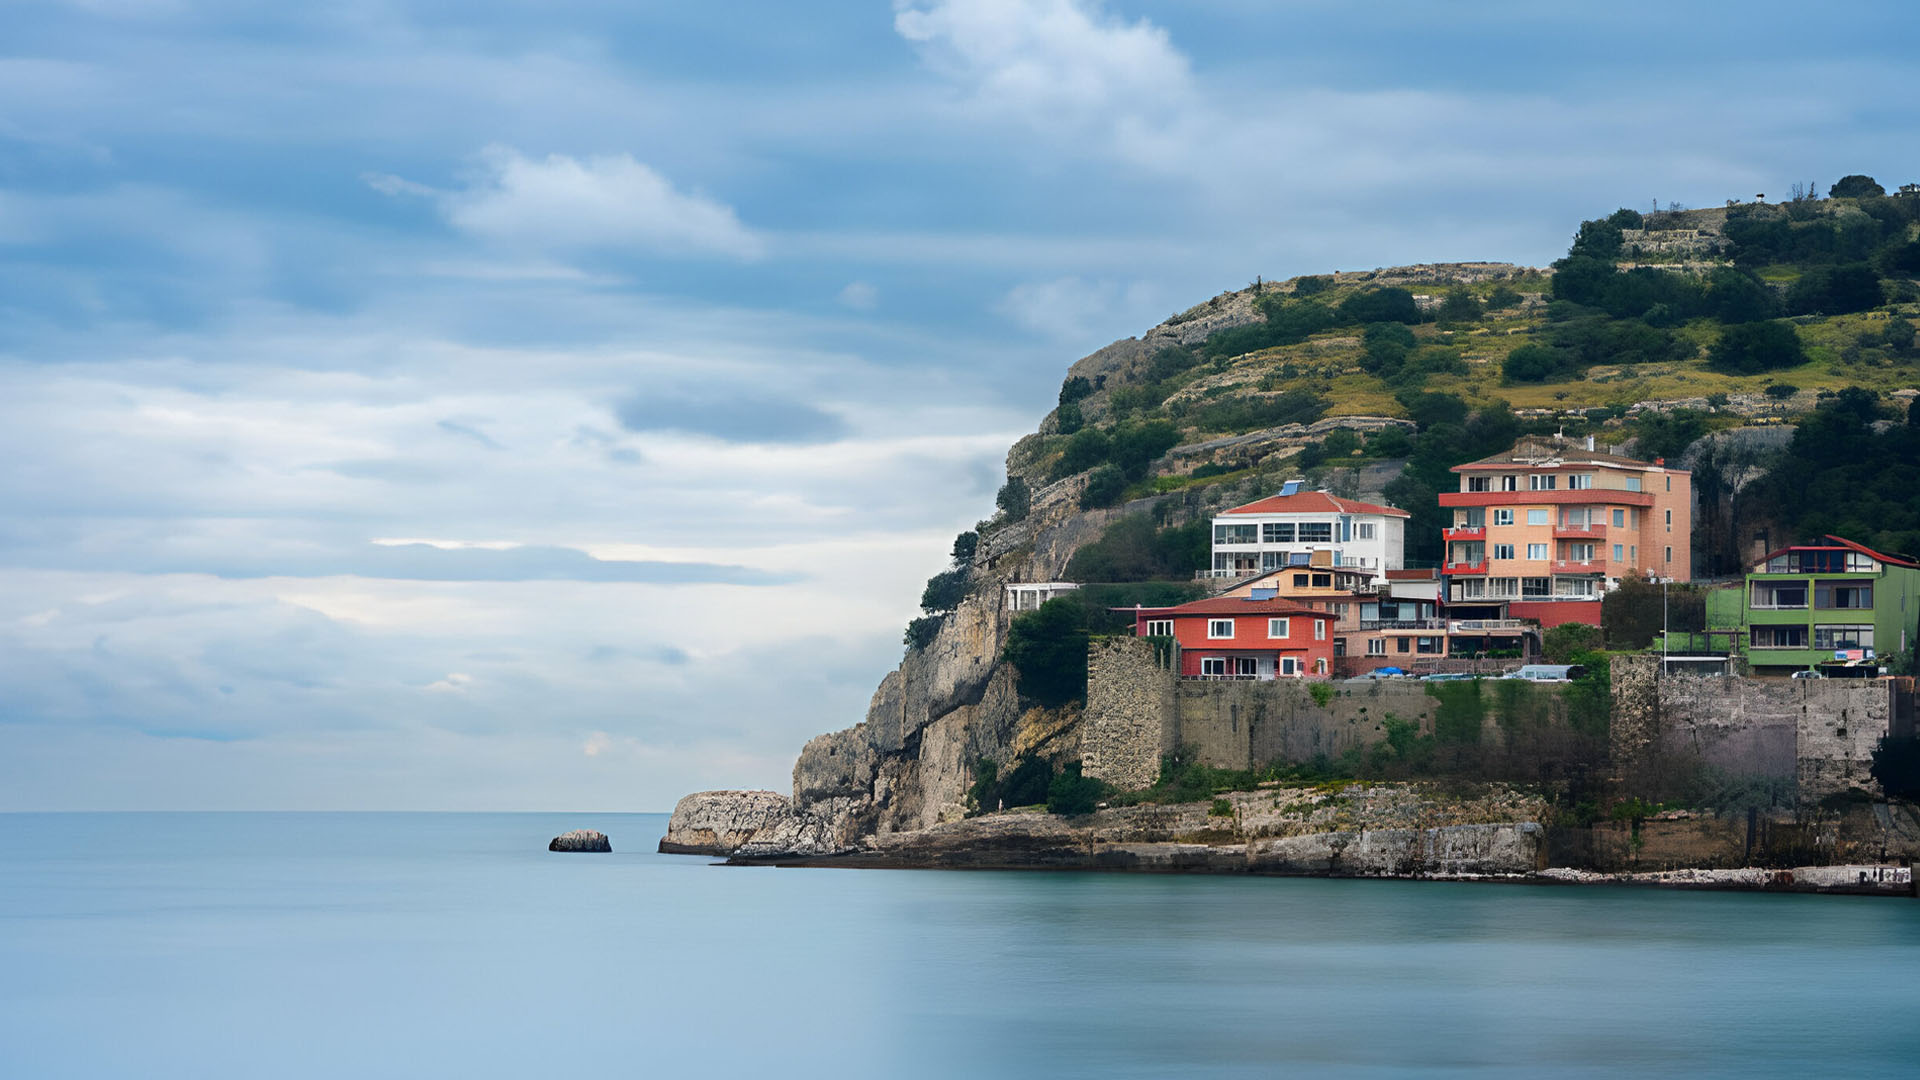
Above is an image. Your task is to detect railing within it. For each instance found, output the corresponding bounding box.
[1442,527,1485,540]
[1553,560,1601,572]
[1196,569,1263,580]
[1449,619,1531,632]
[1443,561,1488,575]
[1749,603,1809,610]
[1554,527,1605,540]
[1360,619,1448,631]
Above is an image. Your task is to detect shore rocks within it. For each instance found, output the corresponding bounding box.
[548,829,611,853]
[658,790,800,855]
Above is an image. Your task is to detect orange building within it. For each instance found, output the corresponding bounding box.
[1437,436,1691,627]
[1132,595,1337,679]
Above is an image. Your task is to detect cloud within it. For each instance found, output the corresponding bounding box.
[837,280,878,310]
[438,145,764,259]
[360,171,437,198]
[614,388,848,445]
[996,275,1159,343]
[436,418,504,449]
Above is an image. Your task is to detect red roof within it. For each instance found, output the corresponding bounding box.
[1220,491,1408,518]
[1755,534,1920,570]
[1137,596,1336,620]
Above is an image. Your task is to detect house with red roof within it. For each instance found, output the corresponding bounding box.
[1132,594,1336,679]
[1205,480,1409,581]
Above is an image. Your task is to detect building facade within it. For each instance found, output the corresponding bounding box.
[1206,483,1409,579]
[1132,595,1337,679]
[1437,436,1691,627]
[1738,535,1920,676]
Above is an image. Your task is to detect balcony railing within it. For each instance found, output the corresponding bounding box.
[1214,536,1258,545]
[1554,526,1605,540]
[1443,526,1486,541]
[1443,561,1487,575]
[1449,619,1531,632]
[1553,560,1601,572]
[1360,619,1448,631]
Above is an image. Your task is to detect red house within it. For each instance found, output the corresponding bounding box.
[1132,595,1337,679]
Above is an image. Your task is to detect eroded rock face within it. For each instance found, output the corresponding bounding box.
[549,829,612,853]
[658,791,793,855]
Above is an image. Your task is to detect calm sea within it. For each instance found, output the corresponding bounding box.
[3,812,1917,1079]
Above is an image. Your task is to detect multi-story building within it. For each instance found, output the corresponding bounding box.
[1131,594,1337,679]
[1206,481,1408,579]
[1207,565,1453,675]
[1438,436,1691,627]
[1736,535,1920,676]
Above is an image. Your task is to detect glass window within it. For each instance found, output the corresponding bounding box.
[1201,657,1227,675]
[1314,619,1326,640]
[1569,474,1594,490]
[1366,638,1387,656]
[1144,620,1173,637]
[1356,523,1376,540]
[1208,619,1234,639]
[1500,475,1519,491]
[1467,476,1492,492]
[1297,522,1333,543]
[1214,523,1257,545]
[1462,508,1485,528]
[1625,476,1643,492]
[1522,577,1551,596]
[1613,544,1624,562]
[1526,544,1548,560]
[1751,626,1808,649]
[1493,544,1515,559]
[1612,509,1625,528]
[1268,618,1290,639]
[1814,582,1873,609]
[1524,509,1546,526]
[1262,522,1294,543]
[1665,509,1672,530]
[1280,657,1298,676]
[1814,625,1875,650]
[1493,509,1514,526]
[1311,574,1331,587]
[1528,474,1556,490]
[1665,546,1672,564]
[1752,582,1807,609]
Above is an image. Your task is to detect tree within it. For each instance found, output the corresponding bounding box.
[1501,343,1568,383]
[1787,263,1884,316]
[1486,285,1523,310]
[1003,598,1090,707]
[1708,321,1805,374]
[1292,275,1331,296]
[903,616,944,651]
[996,476,1031,522]
[1062,515,1209,582]
[1764,382,1799,400]
[1634,409,1708,462]
[1338,287,1420,325]
[1058,375,1093,406]
[1830,174,1885,200]
[1542,622,1603,664]
[1046,763,1109,815]
[1079,464,1128,509]
[1108,419,1181,479]
[1320,428,1362,459]
[1051,426,1113,480]
[1436,288,1482,322]
[1600,573,1705,650]
[1703,267,1776,323]
[1054,401,1084,435]
[1884,318,1917,353]
[950,530,978,565]
[920,567,969,615]
[1569,218,1625,259]
[1368,426,1412,458]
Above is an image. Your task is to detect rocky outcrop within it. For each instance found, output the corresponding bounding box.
[659,790,799,855]
[548,829,612,853]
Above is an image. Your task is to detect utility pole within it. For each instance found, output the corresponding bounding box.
[1662,576,1669,678]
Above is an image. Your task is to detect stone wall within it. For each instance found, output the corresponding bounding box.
[1797,681,1893,801]
[1081,637,1175,790]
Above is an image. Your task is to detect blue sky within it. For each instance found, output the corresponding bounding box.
[3,0,1916,809]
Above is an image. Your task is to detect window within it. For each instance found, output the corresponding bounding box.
[1490,577,1519,596]
[1262,522,1295,543]
[1569,474,1594,490]
[1234,657,1258,676]
[1815,582,1874,609]
[1612,509,1625,528]
[1314,619,1326,640]
[1751,582,1808,609]
[1612,544,1624,562]
[1268,618,1290,639]
[1500,475,1519,492]
[1526,509,1548,526]
[1665,547,1672,564]
[1556,578,1599,597]
[1567,543,1595,562]
[1467,476,1492,492]
[1315,658,1328,675]
[1292,574,1309,587]
[1416,637,1444,654]
[1201,657,1227,675]
[1751,625,1807,649]
[1214,523,1257,545]
[1522,577,1551,597]
[1664,509,1672,531]
[1527,543,1548,560]
[1144,619,1173,637]
[1297,522,1333,543]
[1366,638,1387,656]
[1493,544,1515,559]
[1334,638,1347,657]
[1396,637,1411,653]
[1207,619,1234,639]
[1280,657,1298,676]
[1528,474,1557,491]
[1311,573,1331,587]
[1329,602,1349,617]
[1356,523,1376,540]
[1493,509,1514,526]
[1625,477,1642,492]
[1815,625,1874,650]
[1666,476,1672,492]
[1630,546,1637,564]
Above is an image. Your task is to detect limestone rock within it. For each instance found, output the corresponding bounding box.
[548,829,611,853]
[658,790,792,855]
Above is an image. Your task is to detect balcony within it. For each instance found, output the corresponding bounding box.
[1443,561,1487,575]
[1554,526,1605,541]
[1196,568,1264,581]
[1449,619,1531,633]
[1443,526,1486,541]
[1553,560,1602,573]
[1360,619,1448,631]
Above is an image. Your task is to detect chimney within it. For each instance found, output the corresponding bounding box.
[1654,457,1664,466]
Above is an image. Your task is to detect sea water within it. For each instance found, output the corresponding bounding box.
[3,812,1917,1079]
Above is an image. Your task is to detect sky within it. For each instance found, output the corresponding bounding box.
[3,0,1917,810]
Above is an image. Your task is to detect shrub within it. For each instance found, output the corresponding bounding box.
[1486,285,1523,310]
[1764,382,1799,400]
[967,757,998,812]
[1338,287,1420,325]
[1047,763,1110,816]
[998,756,1055,809]
[1542,622,1603,663]
[1062,515,1209,582]
[1309,682,1334,708]
[1052,427,1113,480]
[1059,375,1093,406]
[1830,174,1885,199]
[1708,320,1806,374]
[903,615,944,651]
[1079,464,1128,509]
[1502,343,1571,383]
[1436,288,1482,322]
[1786,263,1884,316]
[1704,267,1777,323]
[1054,401,1084,435]
[1368,426,1412,458]
[1292,275,1331,296]
[1208,798,1234,817]
[920,567,970,614]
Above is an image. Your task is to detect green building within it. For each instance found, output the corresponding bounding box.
[1735,535,1920,676]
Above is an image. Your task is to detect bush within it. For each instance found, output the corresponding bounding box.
[1708,320,1806,374]
[1292,275,1331,296]
[1634,408,1707,461]
[1542,622,1603,663]
[1338,287,1420,325]
[903,615,944,651]
[1052,427,1113,480]
[1079,464,1128,509]
[1486,285,1523,310]
[1704,267,1777,323]
[1830,174,1885,199]
[1059,375,1093,406]
[920,567,970,615]
[1047,763,1110,816]
[1501,343,1571,383]
[1003,598,1090,706]
[1368,426,1412,458]
[1054,401,1084,435]
[1764,382,1799,400]
[1436,288,1481,322]
[1208,798,1233,817]
[1786,263,1884,316]
[1063,515,1209,582]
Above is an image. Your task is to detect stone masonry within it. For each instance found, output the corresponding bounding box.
[1081,637,1175,790]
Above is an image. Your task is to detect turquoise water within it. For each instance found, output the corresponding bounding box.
[3,813,1918,1078]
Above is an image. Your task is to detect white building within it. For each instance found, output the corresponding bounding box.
[1206,482,1408,579]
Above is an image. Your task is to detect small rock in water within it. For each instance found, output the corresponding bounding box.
[548,829,612,853]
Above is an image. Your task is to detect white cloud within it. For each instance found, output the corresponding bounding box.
[438,145,764,259]
[996,275,1159,343]
[426,672,473,693]
[837,280,878,310]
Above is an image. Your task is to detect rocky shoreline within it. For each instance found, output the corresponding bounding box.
[658,784,1918,897]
